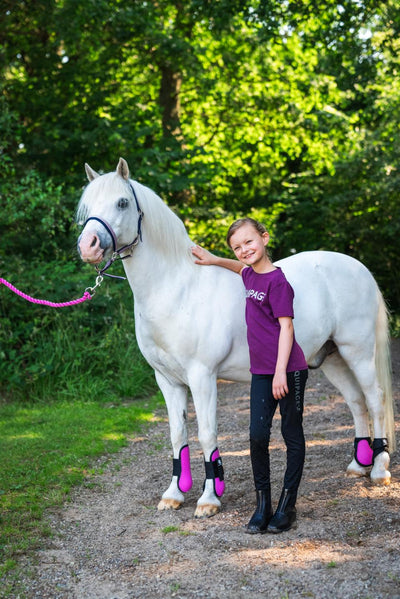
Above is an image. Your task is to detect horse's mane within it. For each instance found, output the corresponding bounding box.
[135,181,194,265]
[77,173,195,267]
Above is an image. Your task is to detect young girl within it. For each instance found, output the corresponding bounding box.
[191,218,308,534]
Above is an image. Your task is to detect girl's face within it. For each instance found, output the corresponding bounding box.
[229,223,270,270]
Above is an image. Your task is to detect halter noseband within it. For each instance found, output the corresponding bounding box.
[83,181,144,278]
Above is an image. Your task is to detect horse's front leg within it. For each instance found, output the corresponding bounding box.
[189,368,224,518]
[155,372,193,511]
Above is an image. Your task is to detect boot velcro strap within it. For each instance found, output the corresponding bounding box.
[372,438,389,460]
[172,458,180,477]
[205,457,224,482]
[204,452,225,497]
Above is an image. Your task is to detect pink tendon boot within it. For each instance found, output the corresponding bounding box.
[354,437,373,467]
[204,448,225,497]
[172,444,193,493]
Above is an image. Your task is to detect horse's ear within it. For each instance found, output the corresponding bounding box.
[85,163,100,181]
[117,157,130,181]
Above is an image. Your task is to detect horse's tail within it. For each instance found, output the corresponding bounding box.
[375,290,396,453]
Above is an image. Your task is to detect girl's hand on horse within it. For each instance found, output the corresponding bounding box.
[191,245,218,265]
[191,245,244,275]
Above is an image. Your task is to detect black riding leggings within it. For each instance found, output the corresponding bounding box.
[250,370,308,496]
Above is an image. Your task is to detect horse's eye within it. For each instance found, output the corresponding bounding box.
[117,197,129,210]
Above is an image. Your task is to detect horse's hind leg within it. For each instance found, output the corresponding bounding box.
[320,352,372,479]
[323,348,391,485]
[155,372,192,511]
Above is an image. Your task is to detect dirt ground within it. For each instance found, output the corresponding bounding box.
[7,340,400,599]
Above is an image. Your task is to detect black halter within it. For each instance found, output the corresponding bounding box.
[83,181,144,278]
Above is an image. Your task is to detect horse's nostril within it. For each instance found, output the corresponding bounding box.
[90,236,98,248]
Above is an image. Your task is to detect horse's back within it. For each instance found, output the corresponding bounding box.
[196,251,381,376]
[277,250,379,307]
[276,251,381,354]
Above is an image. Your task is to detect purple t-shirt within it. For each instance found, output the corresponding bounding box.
[242,266,308,375]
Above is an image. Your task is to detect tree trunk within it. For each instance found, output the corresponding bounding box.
[159,65,183,142]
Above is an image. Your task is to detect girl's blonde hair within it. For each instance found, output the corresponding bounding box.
[226,217,267,248]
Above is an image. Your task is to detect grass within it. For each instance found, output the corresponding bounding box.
[162,525,180,534]
[0,391,164,578]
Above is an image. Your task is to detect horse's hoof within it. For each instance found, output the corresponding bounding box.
[370,452,391,485]
[194,503,220,518]
[346,459,368,478]
[157,498,183,511]
[346,467,368,478]
[370,472,391,486]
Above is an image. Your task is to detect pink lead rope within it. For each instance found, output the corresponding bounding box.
[0,277,94,308]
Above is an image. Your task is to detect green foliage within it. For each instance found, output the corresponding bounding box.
[275,135,400,311]
[1,168,70,260]
[0,256,156,401]
[273,18,400,310]
[0,159,159,577]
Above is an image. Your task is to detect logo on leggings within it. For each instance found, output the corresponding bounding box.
[294,371,302,412]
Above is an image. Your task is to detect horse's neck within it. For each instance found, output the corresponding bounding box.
[123,183,194,303]
[123,246,194,310]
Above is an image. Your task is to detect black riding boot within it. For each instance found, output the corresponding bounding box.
[245,489,273,534]
[267,488,297,533]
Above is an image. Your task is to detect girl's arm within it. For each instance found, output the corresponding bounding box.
[191,245,244,275]
[273,317,294,400]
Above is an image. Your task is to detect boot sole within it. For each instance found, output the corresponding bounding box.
[244,527,268,534]
[267,521,297,534]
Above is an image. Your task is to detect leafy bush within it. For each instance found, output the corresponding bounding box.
[0,257,156,402]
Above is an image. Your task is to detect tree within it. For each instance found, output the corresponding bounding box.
[1,0,399,310]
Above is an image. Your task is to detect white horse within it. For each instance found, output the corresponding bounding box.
[77,158,395,517]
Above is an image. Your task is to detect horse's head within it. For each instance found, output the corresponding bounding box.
[77,158,143,266]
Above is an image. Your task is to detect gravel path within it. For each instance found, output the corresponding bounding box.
[4,341,400,599]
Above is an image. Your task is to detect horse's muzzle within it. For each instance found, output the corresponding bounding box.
[77,230,105,264]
